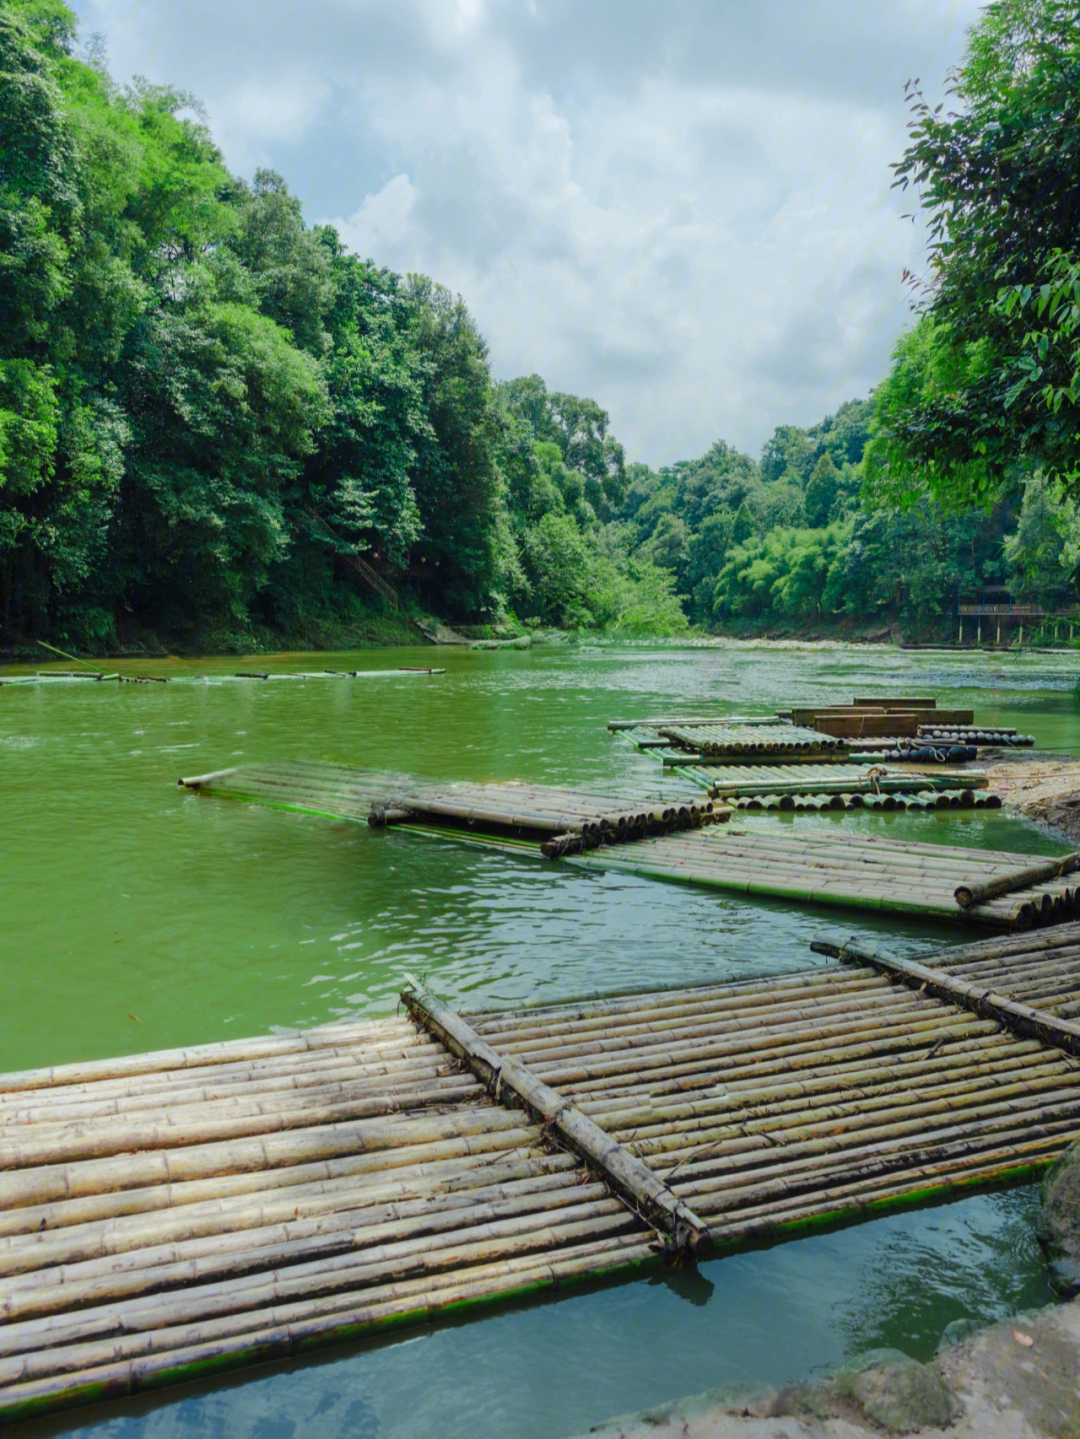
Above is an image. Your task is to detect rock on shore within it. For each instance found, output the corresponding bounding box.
[566,1294,1080,1438]
[1040,1138,1080,1296]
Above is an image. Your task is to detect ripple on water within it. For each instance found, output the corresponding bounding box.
[0,643,1073,1439]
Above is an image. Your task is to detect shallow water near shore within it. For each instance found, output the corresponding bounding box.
[2,640,1078,1437]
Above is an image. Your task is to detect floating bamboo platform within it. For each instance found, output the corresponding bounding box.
[730,791,1003,814]
[182,763,1074,931]
[667,760,985,798]
[179,762,723,854]
[655,723,848,758]
[567,827,1080,930]
[5,923,1080,1424]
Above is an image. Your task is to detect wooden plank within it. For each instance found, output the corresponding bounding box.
[854,697,937,709]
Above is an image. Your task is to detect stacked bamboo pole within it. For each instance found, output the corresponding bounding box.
[562,827,1079,930]
[657,724,847,758]
[918,726,1035,746]
[4,936,1080,1425]
[848,744,979,762]
[729,791,1004,814]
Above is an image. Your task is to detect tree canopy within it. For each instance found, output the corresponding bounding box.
[866,0,1080,507]
[1,0,1074,654]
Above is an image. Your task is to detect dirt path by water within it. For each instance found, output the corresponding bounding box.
[985,754,1080,842]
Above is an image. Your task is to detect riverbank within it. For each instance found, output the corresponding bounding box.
[7,618,1080,660]
[572,1292,1080,1437]
[988,754,1080,842]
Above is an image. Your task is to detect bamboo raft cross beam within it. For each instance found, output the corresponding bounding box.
[810,926,1080,1060]
[402,977,713,1258]
[5,925,1080,1424]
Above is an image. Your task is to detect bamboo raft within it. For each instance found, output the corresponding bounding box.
[655,724,848,758]
[667,760,986,798]
[179,762,724,853]
[730,791,1003,814]
[567,827,1080,930]
[5,923,1080,1424]
[181,763,1075,930]
[610,722,985,795]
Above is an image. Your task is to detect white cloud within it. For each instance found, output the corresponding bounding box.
[339,173,419,253]
[71,0,983,462]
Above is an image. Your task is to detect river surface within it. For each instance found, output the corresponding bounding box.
[2,640,1078,1438]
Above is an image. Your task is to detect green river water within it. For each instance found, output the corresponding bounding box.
[2,639,1078,1438]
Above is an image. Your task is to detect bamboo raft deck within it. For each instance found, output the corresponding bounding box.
[5,924,1080,1424]
[610,725,986,795]
[182,763,1077,930]
[661,759,987,798]
[179,761,723,851]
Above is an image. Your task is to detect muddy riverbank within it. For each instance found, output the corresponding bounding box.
[988,754,1080,841]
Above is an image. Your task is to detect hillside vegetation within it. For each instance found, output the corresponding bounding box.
[1,0,1077,654]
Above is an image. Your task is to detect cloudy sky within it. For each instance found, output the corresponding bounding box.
[70,0,983,465]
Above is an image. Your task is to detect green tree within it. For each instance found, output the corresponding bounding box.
[406,276,509,612]
[804,453,839,527]
[867,0,1080,505]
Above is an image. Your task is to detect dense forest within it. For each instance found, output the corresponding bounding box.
[1,0,1077,654]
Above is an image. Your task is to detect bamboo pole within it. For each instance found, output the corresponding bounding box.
[0,1139,564,1242]
[0,1213,651,1363]
[401,978,713,1259]
[0,1018,424,1095]
[0,1162,587,1279]
[0,1185,626,1316]
[597,1061,1076,1155]
[955,854,1080,908]
[811,938,1080,1059]
[0,1049,461,1123]
[0,1108,539,1212]
[0,1073,482,1149]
